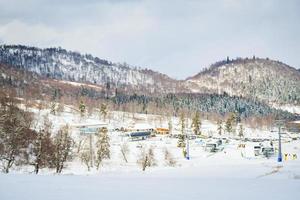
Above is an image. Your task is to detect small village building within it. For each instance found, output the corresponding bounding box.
[155,128,169,135]
[123,123,154,133]
[72,122,108,135]
[128,131,151,141]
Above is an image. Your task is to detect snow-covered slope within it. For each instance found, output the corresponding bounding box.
[1,45,299,106]
[185,58,300,105]
[0,45,182,94]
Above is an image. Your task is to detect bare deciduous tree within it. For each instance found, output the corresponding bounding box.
[137,146,156,171]
[29,115,55,174]
[164,148,176,167]
[120,142,129,163]
[0,94,35,173]
[80,147,92,171]
[53,125,73,173]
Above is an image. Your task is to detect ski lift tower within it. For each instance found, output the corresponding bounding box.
[275,120,286,162]
[186,129,192,160]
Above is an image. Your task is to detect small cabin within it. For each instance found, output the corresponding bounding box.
[155,128,169,135]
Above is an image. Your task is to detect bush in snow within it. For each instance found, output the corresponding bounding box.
[137,146,156,171]
[95,127,110,170]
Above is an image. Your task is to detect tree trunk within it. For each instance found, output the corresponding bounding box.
[5,159,13,173]
[142,156,148,171]
[121,151,128,163]
[34,163,39,174]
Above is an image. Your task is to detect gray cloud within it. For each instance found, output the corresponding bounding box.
[0,0,299,79]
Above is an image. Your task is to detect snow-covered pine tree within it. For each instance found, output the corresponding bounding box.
[177,112,186,148]
[50,102,57,115]
[95,127,110,170]
[231,113,238,135]
[191,111,201,135]
[56,103,65,116]
[79,100,86,118]
[225,118,232,135]
[99,103,108,121]
[217,120,223,135]
[225,113,237,135]
[168,119,173,135]
[238,124,244,140]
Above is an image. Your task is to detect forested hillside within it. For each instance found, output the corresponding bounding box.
[186,57,300,105]
[0,45,183,94]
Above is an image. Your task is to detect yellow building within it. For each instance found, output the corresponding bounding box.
[155,128,169,135]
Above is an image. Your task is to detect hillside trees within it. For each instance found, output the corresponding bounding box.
[0,94,36,173]
[111,93,296,121]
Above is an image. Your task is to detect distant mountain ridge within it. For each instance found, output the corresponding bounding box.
[1,45,299,105]
[0,45,182,95]
[0,62,296,121]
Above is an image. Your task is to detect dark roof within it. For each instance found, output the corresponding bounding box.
[129,131,151,137]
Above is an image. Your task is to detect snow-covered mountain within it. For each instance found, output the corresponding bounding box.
[1,45,299,106]
[185,57,300,105]
[0,45,182,94]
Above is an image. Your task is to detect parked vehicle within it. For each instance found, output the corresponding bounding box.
[205,143,218,152]
[261,147,275,158]
[254,146,261,156]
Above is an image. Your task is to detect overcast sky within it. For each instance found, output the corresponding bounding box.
[0,0,299,79]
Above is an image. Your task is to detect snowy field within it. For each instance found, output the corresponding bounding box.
[1,157,300,200]
[1,105,300,200]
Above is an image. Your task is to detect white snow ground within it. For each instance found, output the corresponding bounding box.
[1,105,300,200]
[1,162,300,200]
